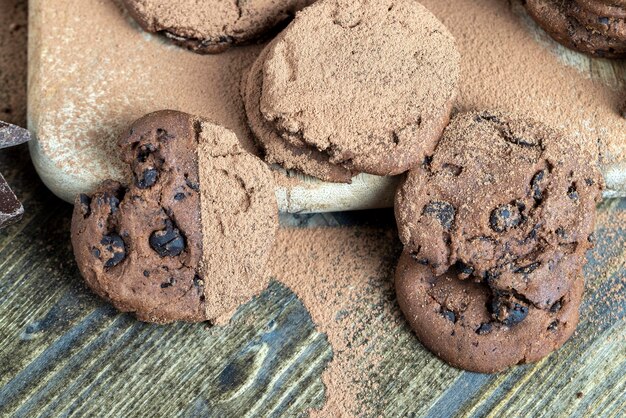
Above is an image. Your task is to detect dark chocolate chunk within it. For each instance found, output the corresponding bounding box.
[79,194,92,218]
[423,201,455,230]
[567,184,579,201]
[490,203,523,232]
[476,323,493,335]
[0,173,24,229]
[531,170,547,202]
[490,294,529,327]
[100,234,126,268]
[441,308,457,323]
[149,220,186,257]
[0,121,31,149]
[174,193,186,201]
[547,321,558,331]
[136,168,159,189]
[514,262,540,275]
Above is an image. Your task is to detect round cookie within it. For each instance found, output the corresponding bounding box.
[258,0,460,176]
[71,110,278,323]
[395,251,584,374]
[243,37,356,183]
[395,111,603,309]
[525,0,626,58]
[121,0,314,54]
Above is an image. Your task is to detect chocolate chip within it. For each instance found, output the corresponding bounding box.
[143,270,150,277]
[490,203,524,232]
[79,194,92,217]
[476,323,493,335]
[185,177,200,192]
[423,201,455,230]
[174,193,186,201]
[515,262,540,275]
[547,321,558,331]
[410,252,429,265]
[136,144,156,163]
[92,247,101,258]
[149,220,186,257]
[161,277,176,288]
[136,168,159,189]
[598,16,609,25]
[531,170,547,202]
[456,261,474,278]
[585,178,595,186]
[549,300,563,313]
[490,294,529,327]
[556,227,567,239]
[441,308,457,323]
[100,234,126,268]
[567,184,579,201]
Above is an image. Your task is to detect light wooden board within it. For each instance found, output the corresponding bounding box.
[28,0,626,214]
[1,144,625,417]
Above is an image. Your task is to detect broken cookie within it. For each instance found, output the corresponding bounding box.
[71,111,278,323]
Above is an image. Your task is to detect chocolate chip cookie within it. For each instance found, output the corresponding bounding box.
[525,0,626,58]
[395,251,584,373]
[121,0,314,54]
[395,111,603,309]
[245,0,460,179]
[71,110,278,323]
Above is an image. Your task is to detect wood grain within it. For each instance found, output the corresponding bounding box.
[0,146,624,416]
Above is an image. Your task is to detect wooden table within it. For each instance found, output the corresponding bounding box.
[0,144,624,417]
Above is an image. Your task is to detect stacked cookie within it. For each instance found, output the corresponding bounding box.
[242,0,460,182]
[525,0,626,58]
[394,111,603,373]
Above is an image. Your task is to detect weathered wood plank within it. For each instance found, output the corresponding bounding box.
[0,149,624,417]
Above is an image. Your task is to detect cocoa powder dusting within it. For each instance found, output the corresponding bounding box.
[268,226,403,416]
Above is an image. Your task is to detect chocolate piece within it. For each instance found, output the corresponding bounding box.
[0,121,31,149]
[0,172,23,228]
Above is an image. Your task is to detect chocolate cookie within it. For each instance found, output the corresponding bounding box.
[253,0,459,177]
[395,251,584,374]
[71,111,278,323]
[121,0,313,54]
[243,37,355,183]
[569,1,626,41]
[395,111,603,309]
[525,0,626,58]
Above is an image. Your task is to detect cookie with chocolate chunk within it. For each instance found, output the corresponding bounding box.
[395,251,584,373]
[525,0,626,58]
[244,0,459,179]
[121,0,313,54]
[71,111,278,323]
[395,111,603,309]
